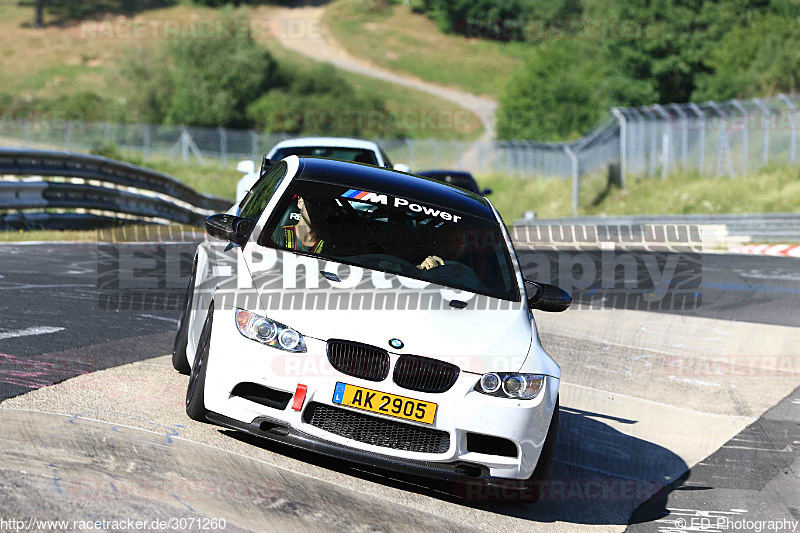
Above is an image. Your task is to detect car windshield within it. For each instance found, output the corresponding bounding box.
[430,174,479,193]
[272,146,379,166]
[258,178,519,302]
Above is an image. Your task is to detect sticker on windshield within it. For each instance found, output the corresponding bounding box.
[341,189,461,222]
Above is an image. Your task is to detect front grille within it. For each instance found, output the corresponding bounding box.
[393,355,460,393]
[303,402,450,454]
[327,340,390,382]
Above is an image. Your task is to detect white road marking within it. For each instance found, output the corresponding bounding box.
[0,326,65,340]
[0,283,92,291]
[140,314,180,325]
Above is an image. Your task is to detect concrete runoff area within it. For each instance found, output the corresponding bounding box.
[2,307,798,532]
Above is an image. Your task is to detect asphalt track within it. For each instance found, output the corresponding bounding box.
[0,241,799,532]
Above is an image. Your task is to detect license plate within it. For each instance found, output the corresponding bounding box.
[332,382,437,425]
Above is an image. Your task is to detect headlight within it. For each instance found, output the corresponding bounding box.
[235,309,306,353]
[474,373,544,399]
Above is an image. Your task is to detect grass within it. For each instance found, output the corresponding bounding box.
[478,166,800,224]
[108,151,242,200]
[0,2,482,140]
[323,0,527,98]
[5,165,800,240]
[259,29,484,140]
[0,224,201,242]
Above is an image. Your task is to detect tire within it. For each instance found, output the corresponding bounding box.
[185,304,213,422]
[171,259,197,374]
[520,396,559,502]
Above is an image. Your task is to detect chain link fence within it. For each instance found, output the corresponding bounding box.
[1,93,796,215]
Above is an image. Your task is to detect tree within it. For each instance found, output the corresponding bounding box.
[34,0,45,27]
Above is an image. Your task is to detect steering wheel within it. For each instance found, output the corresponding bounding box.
[359,256,419,276]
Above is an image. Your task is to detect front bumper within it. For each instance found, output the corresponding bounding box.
[203,310,559,481]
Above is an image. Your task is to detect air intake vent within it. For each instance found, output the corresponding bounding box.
[393,355,460,393]
[303,402,450,454]
[326,340,390,382]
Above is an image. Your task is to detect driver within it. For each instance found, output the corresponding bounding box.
[271,196,326,253]
[417,226,466,270]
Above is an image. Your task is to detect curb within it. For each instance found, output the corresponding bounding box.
[729,244,800,257]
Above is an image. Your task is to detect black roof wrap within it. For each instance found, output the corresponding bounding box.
[295,157,496,221]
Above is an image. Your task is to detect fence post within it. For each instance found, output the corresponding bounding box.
[250,131,259,160]
[564,145,579,215]
[627,108,644,175]
[65,120,72,151]
[143,124,150,161]
[611,108,626,187]
[645,108,657,177]
[752,98,770,167]
[653,104,672,178]
[688,103,705,174]
[779,93,796,163]
[218,127,227,167]
[731,99,748,176]
[668,104,689,172]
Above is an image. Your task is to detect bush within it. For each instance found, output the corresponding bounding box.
[417,0,583,41]
[125,13,282,128]
[246,64,390,136]
[125,13,398,136]
[496,41,607,140]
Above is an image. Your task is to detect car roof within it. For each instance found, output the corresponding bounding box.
[417,170,474,179]
[269,137,380,152]
[294,157,496,221]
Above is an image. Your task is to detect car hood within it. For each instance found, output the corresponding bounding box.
[244,250,532,373]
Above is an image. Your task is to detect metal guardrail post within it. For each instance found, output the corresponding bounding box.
[688,103,706,174]
[611,107,626,187]
[752,98,770,167]
[564,145,579,215]
[731,99,748,176]
[779,93,797,163]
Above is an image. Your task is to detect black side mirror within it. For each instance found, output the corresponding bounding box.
[205,214,255,247]
[524,280,571,312]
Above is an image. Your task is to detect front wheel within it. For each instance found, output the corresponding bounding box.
[185,305,212,422]
[172,259,197,374]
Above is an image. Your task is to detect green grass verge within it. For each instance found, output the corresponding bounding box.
[478,166,800,224]
[323,0,526,99]
[0,2,482,141]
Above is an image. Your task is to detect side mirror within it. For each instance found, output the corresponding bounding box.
[524,280,571,312]
[236,160,255,174]
[205,214,255,247]
[482,188,493,195]
[393,163,411,173]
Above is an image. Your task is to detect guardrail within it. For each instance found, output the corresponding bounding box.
[0,148,233,229]
[513,213,800,244]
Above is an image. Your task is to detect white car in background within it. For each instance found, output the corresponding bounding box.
[236,137,410,203]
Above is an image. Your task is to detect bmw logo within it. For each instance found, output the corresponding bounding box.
[389,338,404,349]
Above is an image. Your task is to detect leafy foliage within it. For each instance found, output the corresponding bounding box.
[125,14,395,136]
[495,0,800,139]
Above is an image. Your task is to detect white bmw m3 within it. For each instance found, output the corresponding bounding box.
[173,155,571,498]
